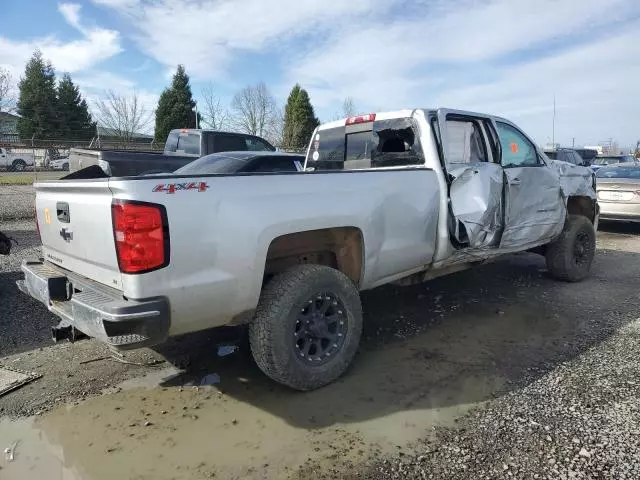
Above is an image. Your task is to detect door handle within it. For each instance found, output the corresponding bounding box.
[509,177,521,185]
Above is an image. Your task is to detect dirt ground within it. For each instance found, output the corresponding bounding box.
[0,221,639,479]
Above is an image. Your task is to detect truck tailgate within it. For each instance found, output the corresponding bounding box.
[35,180,122,289]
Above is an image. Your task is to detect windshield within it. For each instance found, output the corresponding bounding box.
[174,153,246,174]
[596,165,640,179]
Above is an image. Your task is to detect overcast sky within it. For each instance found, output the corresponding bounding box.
[1,0,639,147]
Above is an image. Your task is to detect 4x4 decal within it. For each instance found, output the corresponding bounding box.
[153,182,209,194]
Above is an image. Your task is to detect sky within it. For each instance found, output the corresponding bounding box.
[1,0,639,147]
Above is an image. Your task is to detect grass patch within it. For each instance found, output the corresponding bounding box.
[0,175,36,185]
[0,171,65,185]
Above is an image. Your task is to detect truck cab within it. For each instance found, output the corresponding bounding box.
[163,129,276,157]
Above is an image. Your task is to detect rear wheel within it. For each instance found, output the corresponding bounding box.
[62,162,69,171]
[545,214,595,282]
[249,264,363,390]
[12,160,26,172]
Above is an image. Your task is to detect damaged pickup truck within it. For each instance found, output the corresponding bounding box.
[17,108,598,390]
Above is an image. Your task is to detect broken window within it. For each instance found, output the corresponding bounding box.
[444,119,487,165]
[307,117,424,170]
[370,118,424,168]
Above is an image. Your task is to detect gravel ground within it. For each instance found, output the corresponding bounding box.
[356,318,640,480]
[1,221,640,479]
[0,219,53,356]
[0,185,35,220]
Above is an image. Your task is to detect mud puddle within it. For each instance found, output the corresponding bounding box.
[0,303,572,480]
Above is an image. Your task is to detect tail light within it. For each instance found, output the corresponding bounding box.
[345,113,376,125]
[111,200,169,274]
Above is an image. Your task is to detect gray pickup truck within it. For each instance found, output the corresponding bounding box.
[69,129,275,176]
[18,108,598,390]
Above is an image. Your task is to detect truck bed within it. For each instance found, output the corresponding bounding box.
[70,149,197,176]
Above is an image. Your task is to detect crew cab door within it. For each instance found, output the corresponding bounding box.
[437,110,504,249]
[495,121,565,248]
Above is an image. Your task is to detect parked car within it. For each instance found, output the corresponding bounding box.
[174,151,304,175]
[0,147,35,171]
[595,162,640,222]
[17,108,598,390]
[543,147,589,166]
[591,155,636,173]
[573,148,598,165]
[69,129,276,177]
[49,157,70,171]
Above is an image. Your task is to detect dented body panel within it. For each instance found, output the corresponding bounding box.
[19,107,597,349]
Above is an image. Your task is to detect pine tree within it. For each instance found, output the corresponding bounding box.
[154,65,197,142]
[57,74,96,140]
[282,84,319,151]
[17,50,59,139]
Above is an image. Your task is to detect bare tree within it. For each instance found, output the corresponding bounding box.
[330,97,358,121]
[0,68,15,113]
[231,82,277,138]
[200,83,229,130]
[342,97,356,117]
[94,90,153,145]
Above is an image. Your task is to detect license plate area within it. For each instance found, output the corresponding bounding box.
[598,190,633,201]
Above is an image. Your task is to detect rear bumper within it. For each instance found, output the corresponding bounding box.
[598,202,640,222]
[16,260,170,350]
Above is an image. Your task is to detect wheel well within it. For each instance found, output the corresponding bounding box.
[567,196,595,223]
[265,227,364,286]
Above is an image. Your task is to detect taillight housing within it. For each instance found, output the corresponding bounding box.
[111,200,169,274]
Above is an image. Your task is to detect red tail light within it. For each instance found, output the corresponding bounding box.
[345,113,376,125]
[111,200,169,274]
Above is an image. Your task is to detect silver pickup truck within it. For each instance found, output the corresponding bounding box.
[17,108,598,390]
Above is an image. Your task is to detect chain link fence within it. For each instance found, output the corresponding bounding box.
[0,134,165,223]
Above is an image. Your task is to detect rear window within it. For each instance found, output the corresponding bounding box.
[174,154,246,175]
[177,133,201,155]
[307,117,423,170]
[545,151,558,160]
[596,166,640,179]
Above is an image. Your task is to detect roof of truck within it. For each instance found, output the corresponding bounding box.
[317,108,513,131]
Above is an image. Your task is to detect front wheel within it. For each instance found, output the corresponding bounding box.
[12,160,26,172]
[545,215,596,282]
[250,264,363,390]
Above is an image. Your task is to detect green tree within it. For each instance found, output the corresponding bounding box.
[154,65,197,142]
[282,84,319,151]
[17,50,59,139]
[57,74,96,140]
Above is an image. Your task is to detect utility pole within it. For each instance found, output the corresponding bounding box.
[572,137,575,148]
[551,96,556,148]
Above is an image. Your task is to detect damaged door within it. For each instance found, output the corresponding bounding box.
[437,111,504,248]
[495,121,565,248]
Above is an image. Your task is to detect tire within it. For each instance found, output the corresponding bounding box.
[12,160,26,172]
[62,163,69,171]
[545,214,596,282]
[250,264,363,391]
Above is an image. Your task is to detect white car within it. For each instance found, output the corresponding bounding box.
[0,147,35,171]
[49,157,70,171]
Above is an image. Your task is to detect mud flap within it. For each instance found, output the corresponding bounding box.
[448,163,504,248]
